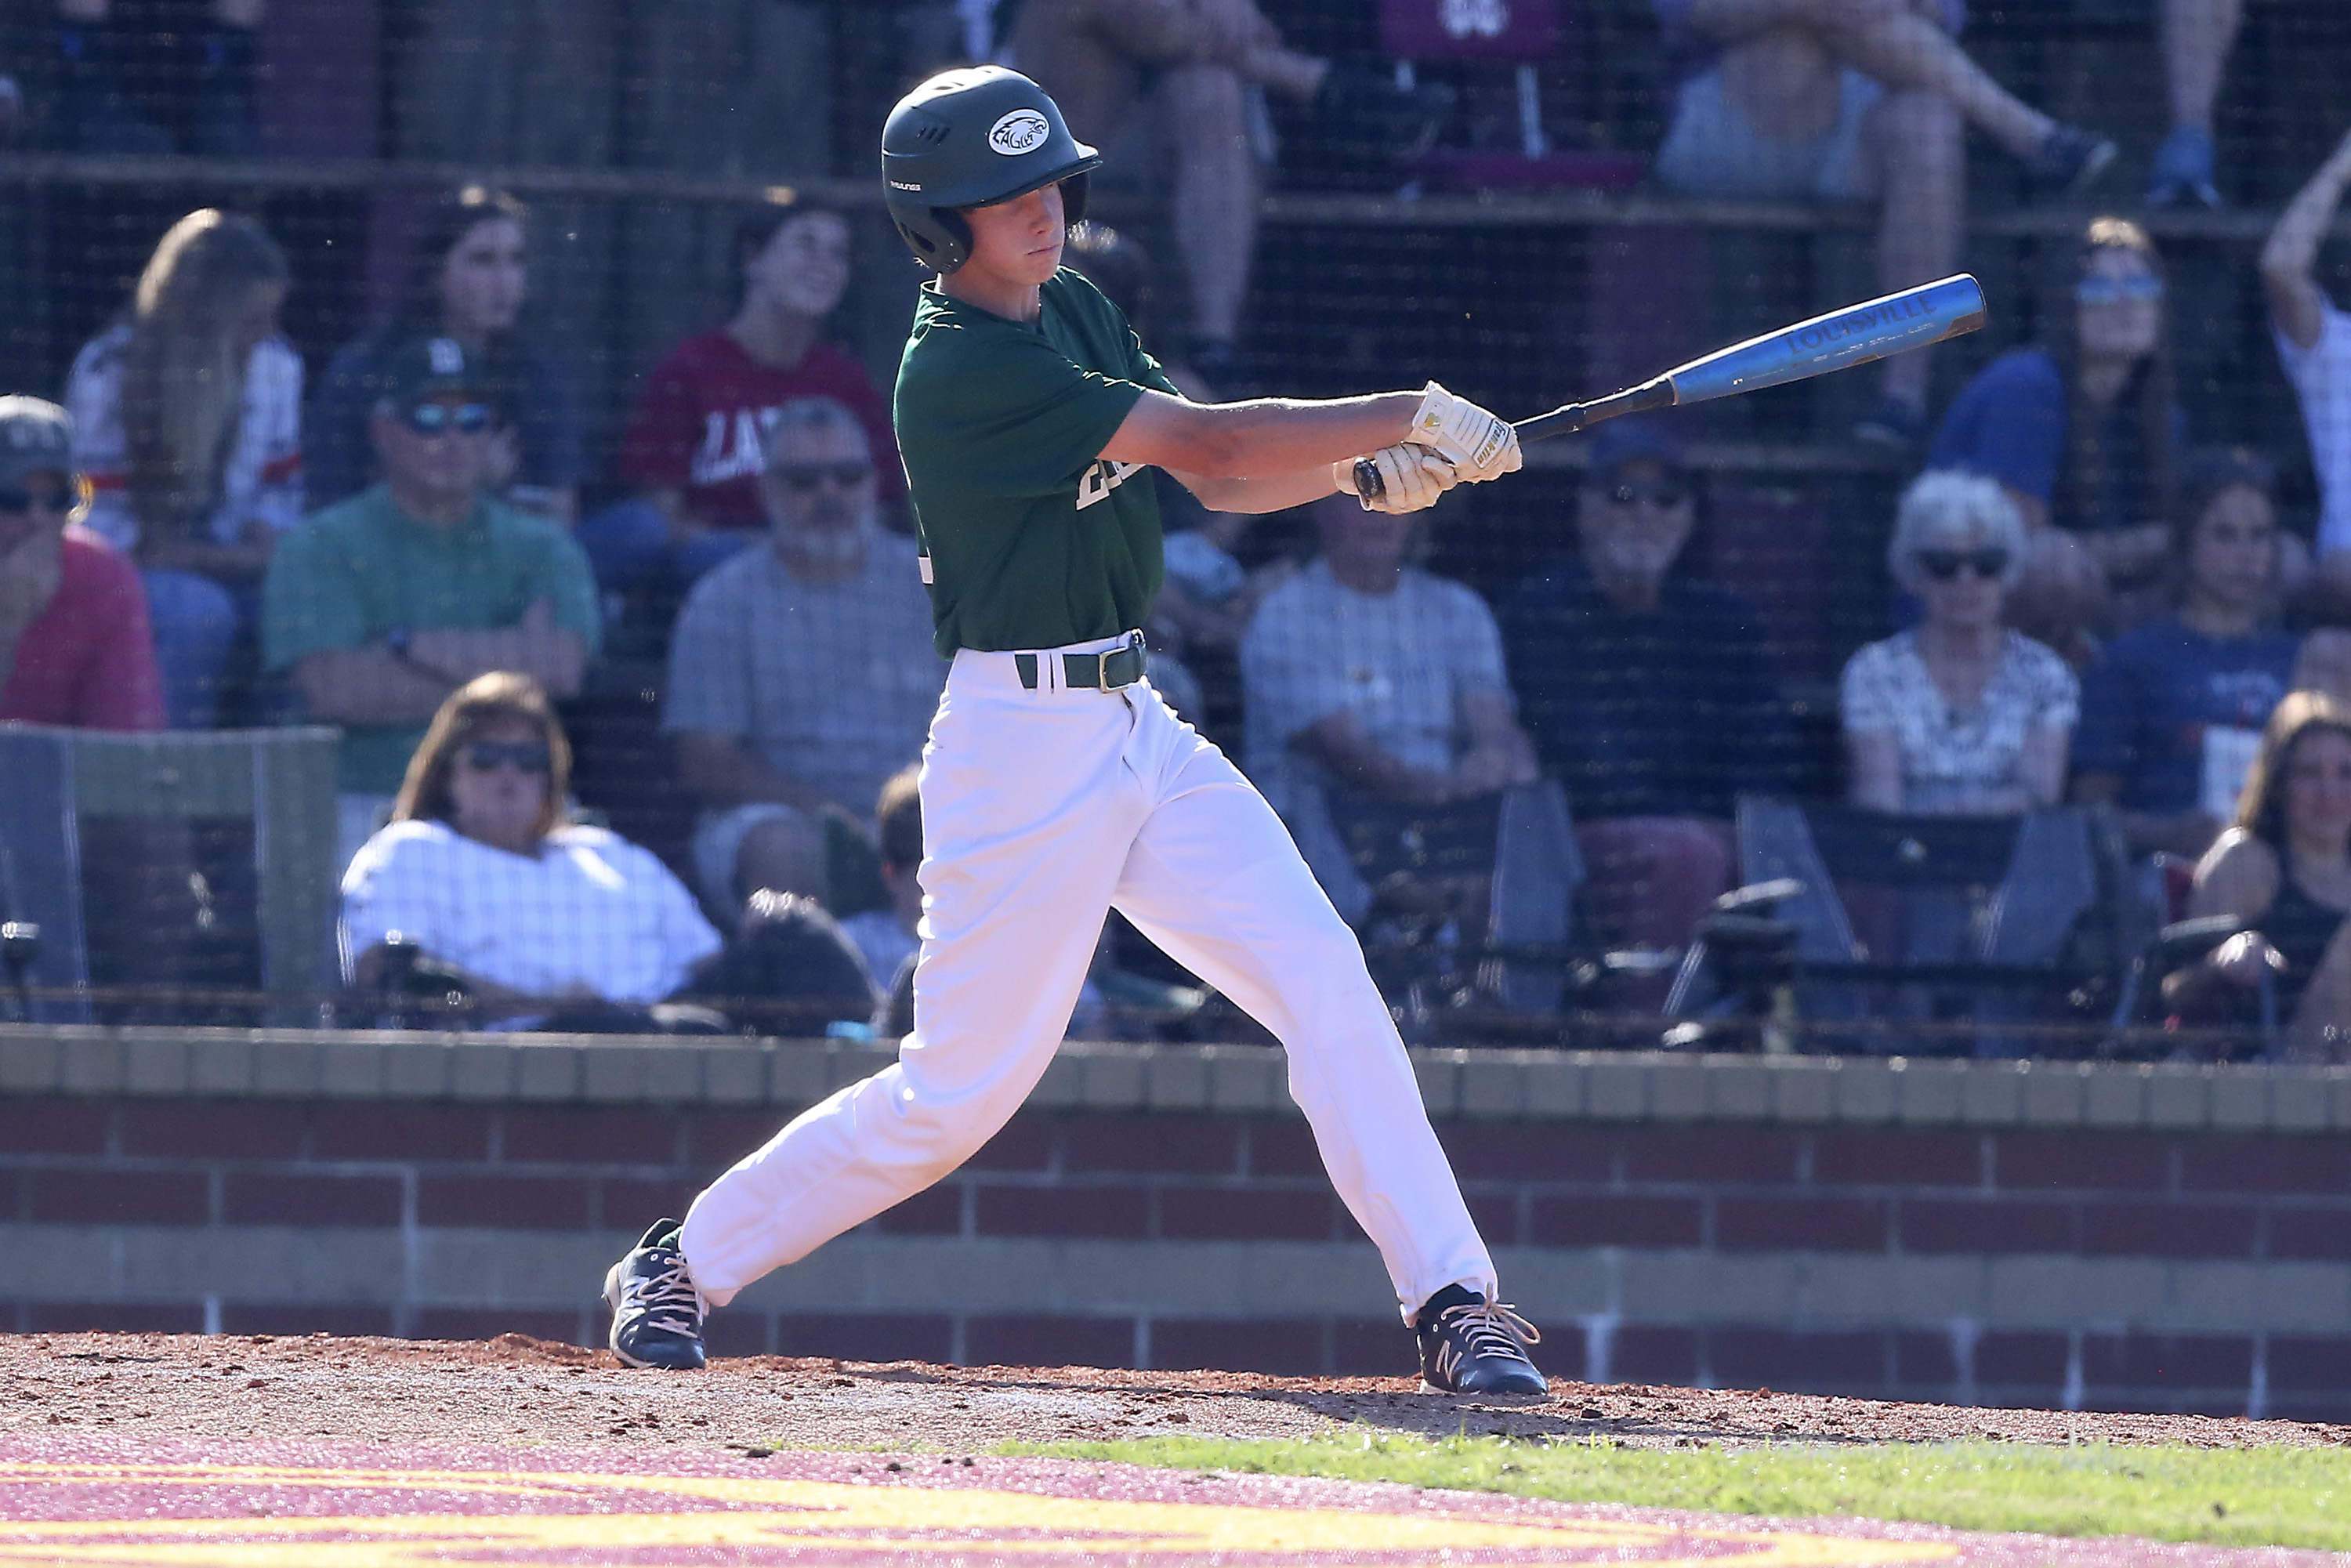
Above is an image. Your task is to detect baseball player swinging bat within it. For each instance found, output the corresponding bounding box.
[1354,273,1988,504]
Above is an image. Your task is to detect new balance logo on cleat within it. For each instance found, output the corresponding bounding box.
[1414,1284,1547,1396]
[603,1219,709,1371]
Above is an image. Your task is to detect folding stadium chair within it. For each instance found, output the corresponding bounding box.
[2104,913,2280,1062]
[0,724,341,1025]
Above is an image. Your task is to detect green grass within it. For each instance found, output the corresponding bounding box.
[998,1431,2351,1551]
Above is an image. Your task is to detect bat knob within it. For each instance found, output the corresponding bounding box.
[1352,456,1383,508]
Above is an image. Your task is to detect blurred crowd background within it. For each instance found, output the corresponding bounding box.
[2,0,2351,1061]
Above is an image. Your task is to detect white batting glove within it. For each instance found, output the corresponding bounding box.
[1333,444,1459,513]
[1404,381,1520,483]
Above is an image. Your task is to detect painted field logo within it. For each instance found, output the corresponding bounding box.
[987,109,1051,156]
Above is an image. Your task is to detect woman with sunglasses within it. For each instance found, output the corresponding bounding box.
[1926,216,2188,657]
[341,672,727,1030]
[1842,470,2078,815]
[0,397,164,730]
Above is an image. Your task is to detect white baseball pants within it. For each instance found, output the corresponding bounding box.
[679,635,1500,1322]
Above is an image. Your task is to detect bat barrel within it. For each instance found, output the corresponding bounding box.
[1665,273,1986,407]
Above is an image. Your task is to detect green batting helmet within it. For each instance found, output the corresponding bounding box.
[882,66,1100,274]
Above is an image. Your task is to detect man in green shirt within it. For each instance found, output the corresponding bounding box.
[263,335,599,871]
[607,67,1545,1397]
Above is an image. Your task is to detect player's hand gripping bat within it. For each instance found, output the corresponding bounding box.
[1353,273,1987,504]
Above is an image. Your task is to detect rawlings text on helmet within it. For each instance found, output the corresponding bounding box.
[987,109,1051,156]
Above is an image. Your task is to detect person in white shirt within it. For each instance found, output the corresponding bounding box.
[2264,125,2351,575]
[342,672,725,1028]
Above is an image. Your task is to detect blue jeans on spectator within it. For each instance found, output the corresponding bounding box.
[142,568,240,730]
[578,499,756,601]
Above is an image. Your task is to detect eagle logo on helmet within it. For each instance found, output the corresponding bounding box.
[987,110,1051,157]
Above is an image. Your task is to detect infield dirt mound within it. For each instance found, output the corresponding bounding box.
[0,1332,2341,1454]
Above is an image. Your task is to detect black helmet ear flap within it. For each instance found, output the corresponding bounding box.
[892,208,973,274]
[1061,172,1090,226]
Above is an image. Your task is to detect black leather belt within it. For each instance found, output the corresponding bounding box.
[1015,634,1147,691]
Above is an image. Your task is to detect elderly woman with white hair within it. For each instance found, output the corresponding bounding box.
[1841,471,2081,815]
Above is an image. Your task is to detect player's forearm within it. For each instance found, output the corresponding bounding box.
[1172,462,1339,514]
[1104,390,1418,480]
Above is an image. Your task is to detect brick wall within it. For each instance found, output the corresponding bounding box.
[4,1030,2349,1423]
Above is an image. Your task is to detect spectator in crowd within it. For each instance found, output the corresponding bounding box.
[1650,0,2114,448]
[0,396,164,728]
[1012,0,1446,388]
[65,207,299,729]
[309,186,584,523]
[835,762,926,1002]
[663,397,942,917]
[1843,471,2078,816]
[596,199,901,597]
[2263,125,2351,575]
[342,672,723,1031]
[1928,217,2186,657]
[263,335,600,876]
[2178,690,2351,1062]
[2074,449,2315,859]
[38,0,263,157]
[2146,0,2241,208]
[1242,487,1538,923]
[1499,422,1796,998]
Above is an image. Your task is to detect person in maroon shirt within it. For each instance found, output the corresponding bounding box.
[0,396,165,730]
[582,198,902,599]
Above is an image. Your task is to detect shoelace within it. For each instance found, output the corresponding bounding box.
[1429,1298,1541,1380]
[621,1251,705,1336]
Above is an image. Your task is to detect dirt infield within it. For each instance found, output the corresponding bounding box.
[0,1331,2339,1453]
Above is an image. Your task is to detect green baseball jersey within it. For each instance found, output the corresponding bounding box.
[894,267,1179,657]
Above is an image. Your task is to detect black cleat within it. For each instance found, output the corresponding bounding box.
[1415,1284,1547,1396]
[603,1219,708,1370]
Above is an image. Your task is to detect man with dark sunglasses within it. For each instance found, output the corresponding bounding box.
[665,396,944,918]
[0,396,164,730]
[1499,420,1799,1009]
[263,336,600,872]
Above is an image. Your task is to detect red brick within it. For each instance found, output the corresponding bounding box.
[219,1304,397,1337]
[1608,1325,1700,1385]
[773,1313,954,1363]
[222,1173,402,1228]
[1622,1128,1802,1186]
[1333,1318,1416,1378]
[1973,1331,2070,1386]
[2081,1332,2252,1392]
[410,1308,581,1344]
[1715,1196,1889,1253]
[2265,1336,2351,1392]
[872,1183,962,1236]
[1248,1120,1324,1178]
[1062,1116,1239,1175]
[1994,1132,2171,1193]
[1811,1130,1980,1188]
[0,1168,19,1222]
[2264,1208,2351,1260]
[1159,1185,1334,1241]
[1900,1199,2074,1254]
[1153,1317,1326,1375]
[2079,1201,2255,1259]
[966,1117,1052,1172]
[27,1169,207,1226]
[1710,1327,1886,1389]
[415,1173,591,1229]
[312,1105,492,1163]
[502,1107,677,1167]
[1436,1123,1612,1182]
[598,1179,704,1232]
[1465,1190,1520,1247]
[119,1103,301,1160]
[1528,1193,1701,1248]
[0,1101,107,1156]
[685,1111,781,1170]
[24,1302,204,1332]
[1893,1331,1958,1385]
[963,1314,1133,1370]
[973,1184,1148,1239]
[2179,1139,2351,1195]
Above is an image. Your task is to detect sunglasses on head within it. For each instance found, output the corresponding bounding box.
[0,483,75,515]
[404,401,493,436]
[1605,481,1688,509]
[770,461,873,493]
[2075,274,2163,306]
[1916,548,2009,581]
[459,741,551,774]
